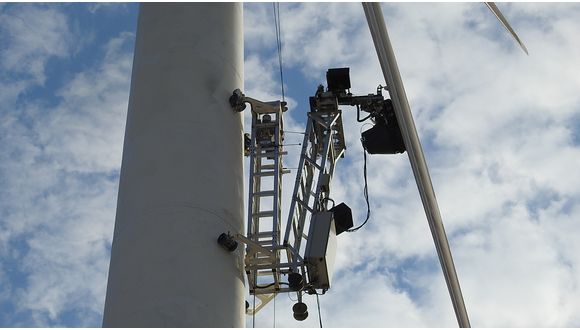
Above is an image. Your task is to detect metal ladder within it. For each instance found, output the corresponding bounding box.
[283,87,346,273]
[241,94,289,314]
[228,86,346,314]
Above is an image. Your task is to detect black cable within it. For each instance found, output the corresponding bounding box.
[252,293,256,328]
[357,104,372,122]
[278,4,285,103]
[273,2,285,103]
[322,197,336,209]
[347,146,371,232]
[255,283,276,289]
[279,143,301,147]
[316,293,323,328]
[255,282,290,289]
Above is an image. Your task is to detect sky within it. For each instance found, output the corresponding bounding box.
[1,2,580,328]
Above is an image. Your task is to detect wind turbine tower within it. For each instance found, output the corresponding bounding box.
[103,2,528,328]
[103,3,245,327]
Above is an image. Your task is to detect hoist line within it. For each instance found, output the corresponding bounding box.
[316,293,323,328]
[273,2,286,102]
[252,293,256,328]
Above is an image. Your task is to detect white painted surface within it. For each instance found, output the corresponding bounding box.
[103,3,245,327]
[363,3,470,327]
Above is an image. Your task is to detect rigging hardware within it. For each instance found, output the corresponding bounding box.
[223,67,406,322]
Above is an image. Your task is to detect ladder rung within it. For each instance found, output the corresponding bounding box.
[253,171,276,177]
[253,190,275,197]
[252,254,276,261]
[295,198,314,213]
[256,231,276,238]
[253,211,274,218]
[255,122,279,128]
[256,151,288,158]
[246,262,294,271]
[252,231,274,238]
[261,164,276,170]
[247,260,277,268]
[246,255,272,262]
[303,156,322,169]
[257,242,277,248]
[246,251,276,259]
[257,270,277,276]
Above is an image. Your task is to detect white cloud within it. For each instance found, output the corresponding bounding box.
[0,4,134,325]
[0,5,74,85]
[449,202,580,327]
[15,177,119,325]
[2,2,580,327]
[37,32,133,174]
[240,2,580,327]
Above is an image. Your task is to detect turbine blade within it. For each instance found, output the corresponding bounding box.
[362,3,471,328]
[485,2,529,55]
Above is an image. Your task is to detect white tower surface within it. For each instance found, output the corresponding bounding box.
[102,3,245,327]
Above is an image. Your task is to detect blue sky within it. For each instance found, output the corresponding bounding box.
[2,2,580,327]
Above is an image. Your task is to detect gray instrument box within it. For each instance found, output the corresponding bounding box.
[304,211,337,291]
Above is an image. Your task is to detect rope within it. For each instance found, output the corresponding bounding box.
[252,293,256,328]
[273,2,285,102]
[287,292,298,301]
[316,293,323,328]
